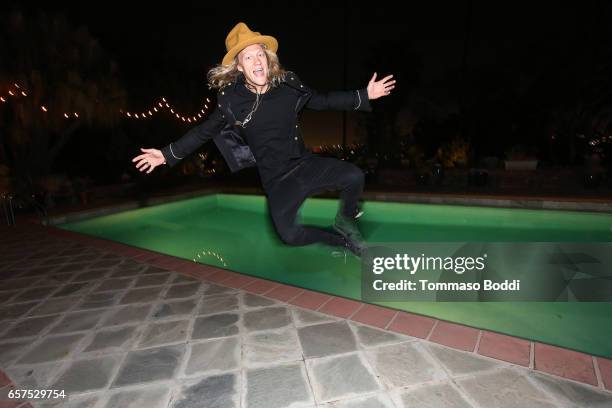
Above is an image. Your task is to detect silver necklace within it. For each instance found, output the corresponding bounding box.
[235,83,267,128]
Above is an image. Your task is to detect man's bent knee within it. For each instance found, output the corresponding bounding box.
[276,227,305,246]
[343,165,364,186]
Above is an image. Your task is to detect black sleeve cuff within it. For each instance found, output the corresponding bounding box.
[356,88,372,112]
[160,144,181,168]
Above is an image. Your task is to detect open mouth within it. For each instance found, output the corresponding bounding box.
[253,67,264,78]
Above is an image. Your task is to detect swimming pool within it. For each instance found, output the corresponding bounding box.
[57,193,612,358]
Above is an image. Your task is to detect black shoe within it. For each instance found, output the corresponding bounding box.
[333,209,364,243]
[341,236,365,257]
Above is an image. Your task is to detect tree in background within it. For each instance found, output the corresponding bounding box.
[359,38,422,163]
[0,8,126,197]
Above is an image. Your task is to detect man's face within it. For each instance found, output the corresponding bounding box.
[237,44,268,87]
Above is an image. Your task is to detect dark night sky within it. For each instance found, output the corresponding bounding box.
[5,1,612,147]
[13,1,607,94]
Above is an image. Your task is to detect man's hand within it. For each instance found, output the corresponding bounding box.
[367,72,396,100]
[132,148,165,174]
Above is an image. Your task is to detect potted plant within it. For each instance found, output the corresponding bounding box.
[504,145,538,170]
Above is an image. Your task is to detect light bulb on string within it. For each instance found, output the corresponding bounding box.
[3,78,212,125]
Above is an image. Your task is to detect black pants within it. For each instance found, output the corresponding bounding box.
[265,155,364,247]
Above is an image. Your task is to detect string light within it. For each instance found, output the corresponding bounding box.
[1,81,212,124]
[120,97,209,122]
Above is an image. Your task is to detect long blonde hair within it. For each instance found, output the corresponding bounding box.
[207,45,287,90]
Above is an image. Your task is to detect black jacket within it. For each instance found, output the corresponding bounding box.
[160,72,372,172]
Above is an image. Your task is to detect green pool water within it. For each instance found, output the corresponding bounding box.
[58,193,612,358]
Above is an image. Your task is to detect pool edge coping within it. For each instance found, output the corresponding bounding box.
[43,186,612,226]
[33,223,612,394]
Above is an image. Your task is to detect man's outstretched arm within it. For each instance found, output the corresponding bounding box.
[305,72,396,112]
[159,107,226,167]
[132,108,226,174]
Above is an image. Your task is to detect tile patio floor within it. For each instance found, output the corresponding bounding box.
[1,223,612,408]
